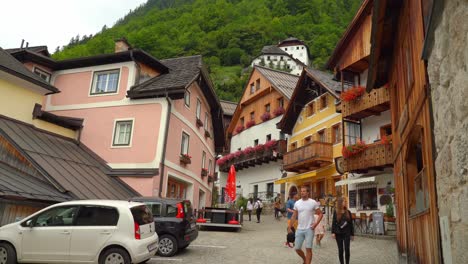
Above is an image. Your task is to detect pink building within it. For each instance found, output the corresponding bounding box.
[8,40,225,209]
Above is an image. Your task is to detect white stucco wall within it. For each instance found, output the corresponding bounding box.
[230,115,284,152]
[361,110,391,143]
[251,56,303,75]
[279,45,310,66]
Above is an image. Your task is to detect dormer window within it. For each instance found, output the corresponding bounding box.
[91,69,119,95]
[33,67,51,82]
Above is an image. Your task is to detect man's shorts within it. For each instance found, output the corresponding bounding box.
[294,228,314,250]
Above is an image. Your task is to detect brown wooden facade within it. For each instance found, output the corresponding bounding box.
[367,0,441,262]
[283,142,334,173]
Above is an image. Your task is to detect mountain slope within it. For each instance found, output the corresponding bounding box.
[53,0,362,101]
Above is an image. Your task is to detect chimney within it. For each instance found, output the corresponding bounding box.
[25,42,29,48]
[114,37,132,53]
[20,39,25,49]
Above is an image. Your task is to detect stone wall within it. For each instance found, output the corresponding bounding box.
[427,0,468,263]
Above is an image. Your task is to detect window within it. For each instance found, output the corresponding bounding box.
[320,95,328,110]
[202,151,206,168]
[290,142,297,150]
[75,206,119,226]
[31,206,79,227]
[408,135,428,216]
[318,130,325,143]
[280,56,283,61]
[167,180,187,199]
[196,99,201,119]
[358,188,378,210]
[304,135,312,145]
[33,67,51,82]
[285,48,288,51]
[265,104,270,113]
[332,124,341,144]
[146,203,162,217]
[91,69,119,95]
[345,121,361,145]
[250,83,255,94]
[240,117,245,126]
[113,120,133,146]
[405,39,414,96]
[208,160,213,174]
[267,56,271,60]
[266,183,274,198]
[250,111,255,121]
[254,139,259,146]
[204,113,209,130]
[307,102,315,116]
[276,98,284,109]
[302,47,304,49]
[256,79,260,90]
[296,47,299,50]
[266,134,271,141]
[184,91,190,107]
[380,124,392,139]
[181,132,190,155]
[131,205,153,225]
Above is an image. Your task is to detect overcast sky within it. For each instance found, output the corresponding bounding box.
[0,0,147,50]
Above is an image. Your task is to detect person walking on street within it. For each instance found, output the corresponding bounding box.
[288,186,323,264]
[331,197,354,264]
[246,198,254,221]
[314,210,326,248]
[285,193,298,248]
[274,193,282,219]
[254,198,263,223]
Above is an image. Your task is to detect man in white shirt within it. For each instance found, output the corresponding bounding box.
[288,186,323,264]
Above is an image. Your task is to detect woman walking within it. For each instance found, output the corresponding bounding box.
[254,198,263,223]
[314,210,326,248]
[331,198,354,264]
[246,198,254,221]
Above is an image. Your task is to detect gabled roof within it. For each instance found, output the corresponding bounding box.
[278,37,306,47]
[220,100,237,116]
[0,115,138,200]
[277,67,341,134]
[6,46,50,57]
[261,45,289,55]
[32,104,83,130]
[0,163,72,202]
[0,48,59,94]
[255,65,300,100]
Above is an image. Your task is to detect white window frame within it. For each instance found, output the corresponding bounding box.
[184,90,191,107]
[204,112,209,130]
[196,98,201,119]
[111,118,134,148]
[181,131,190,155]
[33,66,51,82]
[90,69,120,95]
[202,151,206,169]
[208,159,213,174]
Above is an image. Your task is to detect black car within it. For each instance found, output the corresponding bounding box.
[130,197,198,257]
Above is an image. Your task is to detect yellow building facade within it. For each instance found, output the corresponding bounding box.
[276,68,343,200]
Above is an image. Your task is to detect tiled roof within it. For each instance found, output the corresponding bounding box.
[0,48,59,93]
[304,67,341,97]
[0,163,72,202]
[6,46,50,56]
[261,45,289,55]
[129,55,202,95]
[0,116,137,200]
[255,66,300,99]
[220,100,237,116]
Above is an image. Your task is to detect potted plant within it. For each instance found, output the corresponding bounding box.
[342,141,368,159]
[204,129,211,138]
[179,153,192,165]
[201,168,208,177]
[340,86,365,102]
[196,118,204,128]
[384,200,396,235]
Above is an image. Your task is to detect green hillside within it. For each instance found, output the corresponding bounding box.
[53,0,362,101]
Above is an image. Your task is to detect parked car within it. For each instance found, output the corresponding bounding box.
[130,197,198,257]
[0,200,158,264]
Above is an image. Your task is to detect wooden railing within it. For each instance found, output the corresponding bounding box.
[283,142,333,172]
[343,143,393,173]
[342,87,390,120]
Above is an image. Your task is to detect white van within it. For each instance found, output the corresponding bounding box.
[0,200,158,264]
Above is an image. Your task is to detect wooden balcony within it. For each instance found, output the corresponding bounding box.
[342,87,390,120]
[283,142,333,173]
[344,143,393,173]
[219,140,287,172]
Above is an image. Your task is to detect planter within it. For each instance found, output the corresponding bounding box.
[204,130,211,138]
[208,175,214,183]
[201,169,208,177]
[196,118,204,128]
[180,155,191,165]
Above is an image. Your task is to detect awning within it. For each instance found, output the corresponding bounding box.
[335,176,375,186]
[274,171,317,184]
[274,165,338,185]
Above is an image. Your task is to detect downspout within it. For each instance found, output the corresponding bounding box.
[159,89,172,197]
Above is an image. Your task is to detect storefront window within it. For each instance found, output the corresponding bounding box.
[358,188,378,210]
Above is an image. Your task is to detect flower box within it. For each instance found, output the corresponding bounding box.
[340,86,365,102]
[196,118,204,127]
[242,146,255,157]
[254,144,265,153]
[180,154,192,164]
[204,130,211,138]
[264,139,277,150]
[342,141,368,159]
[235,125,245,133]
[273,106,285,117]
[208,175,214,183]
[246,120,255,128]
[201,168,208,177]
[261,112,271,122]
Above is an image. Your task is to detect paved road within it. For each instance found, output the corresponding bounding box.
[148,215,398,264]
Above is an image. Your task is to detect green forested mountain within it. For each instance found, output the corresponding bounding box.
[54,0,362,101]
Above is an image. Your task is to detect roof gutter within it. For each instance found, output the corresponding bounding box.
[158,89,172,198]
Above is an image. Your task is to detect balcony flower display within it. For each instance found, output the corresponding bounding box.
[233,150,244,159]
[340,86,365,102]
[204,130,211,138]
[245,120,256,128]
[242,146,255,157]
[180,153,192,164]
[260,112,271,122]
[381,135,392,145]
[196,118,203,127]
[264,139,278,150]
[273,106,285,117]
[216,156,227,166]
[254,144,265,153]
[201,168,208,176]
[235,125,245,133]
[342,141,368,159]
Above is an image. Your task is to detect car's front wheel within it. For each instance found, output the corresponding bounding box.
[0,242,17,264]
[158,235,178,257]
[99,247,131,264]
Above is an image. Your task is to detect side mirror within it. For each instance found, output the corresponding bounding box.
[25,219,33,227]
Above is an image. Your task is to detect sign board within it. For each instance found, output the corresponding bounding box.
[372,212,384,235]
[348,190,356,208]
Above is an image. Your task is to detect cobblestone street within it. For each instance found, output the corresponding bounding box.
[148,214,398,264]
